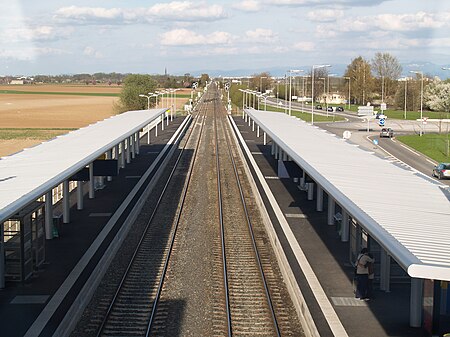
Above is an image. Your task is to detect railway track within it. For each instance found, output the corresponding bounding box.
[74,83,303,337]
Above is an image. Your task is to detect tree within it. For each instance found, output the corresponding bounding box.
[424,81,450,133]
[393,79,420,116]
[344,56,374,105]
[249,72,272,93]
[199,74,210,87]
[371,52,402,103]
[119,74,157,112]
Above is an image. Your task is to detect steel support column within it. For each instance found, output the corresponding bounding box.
[341,210,349,242]
[316,185,323,211]
[106,150,113,182]
[257,125,260,137]
[135,133,140,155]
[126,138,131,164]
[89,163,94,199]
[63,180,70,224]
[410,278,423,327]
[380,249,391,292]
[0,222,4,288]
[120,141,125,168]
[130,135,135,159]
[45,191,53,240]
[327,196,335,225]
[77,181,83,210]
[263,132,267,145]
[307,182,314,200]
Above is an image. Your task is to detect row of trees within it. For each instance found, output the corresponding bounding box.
[118,73,209,112]
[234,53,450,114]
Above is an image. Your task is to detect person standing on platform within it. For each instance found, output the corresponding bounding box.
[355,248,373,301]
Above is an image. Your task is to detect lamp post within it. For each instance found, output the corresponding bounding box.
[325,73,336,113]
[410,70,424,136]
[288,69,303,116]
[260,76,267,94]
[312,64,331,125]
[403,78,407,120]
[139,94,151,109]
[442,67,450,156]
[343,76,351,110]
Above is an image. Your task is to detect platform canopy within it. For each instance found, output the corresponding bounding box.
[245,108,450,282]
[0,108,166,225]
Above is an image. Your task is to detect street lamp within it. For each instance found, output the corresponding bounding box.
[410,70,424,136]
[288,69,303,116]
[312,64,331,125]
[343,76,351,110]
[260,76,267,93]
[139,94,151,110]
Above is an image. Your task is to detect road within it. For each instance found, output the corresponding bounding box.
[264,97,450,187]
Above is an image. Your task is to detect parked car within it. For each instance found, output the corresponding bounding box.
[380,128,394,138]
[327,107,334,112]
[315,105,322,110]
[432,163,450,180]
[336,106,344,112]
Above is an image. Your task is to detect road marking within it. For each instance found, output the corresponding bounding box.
[251,152,263,155]
[286,213,308,218]
[426,158,437,165]
[331,297,367,307]
[265,176,280,180]
[399,143,420,156]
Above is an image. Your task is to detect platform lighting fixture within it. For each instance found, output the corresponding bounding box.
[139,94,151,110]
[312,64,331,125]
[288,70,303,116]
[410,70,424,136]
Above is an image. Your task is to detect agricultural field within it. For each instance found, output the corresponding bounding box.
[0,84,191,157]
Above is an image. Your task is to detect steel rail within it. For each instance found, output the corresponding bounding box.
[145,95,210,335]
[95,101,207,337]
[219,98,281,337]
[213,88,233,337]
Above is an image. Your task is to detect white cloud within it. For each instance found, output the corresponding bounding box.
[293,41,315,51]
[160,29,233,46]
[83,46,103,58]
[307,9,344,22]
[264,0,388,6]
[232,0,262,12]
[245,28,277,42]
[54,2,227,24]
[334,11,450,33]
[2,26,73,42]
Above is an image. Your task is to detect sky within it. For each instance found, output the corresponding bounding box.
[1,0,450,76]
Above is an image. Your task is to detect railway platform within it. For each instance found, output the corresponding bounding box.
[0,117,184,337]
[231,114,443,337]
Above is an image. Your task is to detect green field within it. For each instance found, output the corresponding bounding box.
[0,128,75,140]
[265,104,345,122]
[397,133,450,162]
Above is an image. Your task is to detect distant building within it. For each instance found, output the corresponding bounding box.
[9,79,24,85]
[319,93,347,104]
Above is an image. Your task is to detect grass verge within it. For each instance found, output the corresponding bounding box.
[396,133,450,163]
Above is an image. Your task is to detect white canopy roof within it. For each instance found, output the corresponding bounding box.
[245,109,450,281]
[0,109,166,224]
